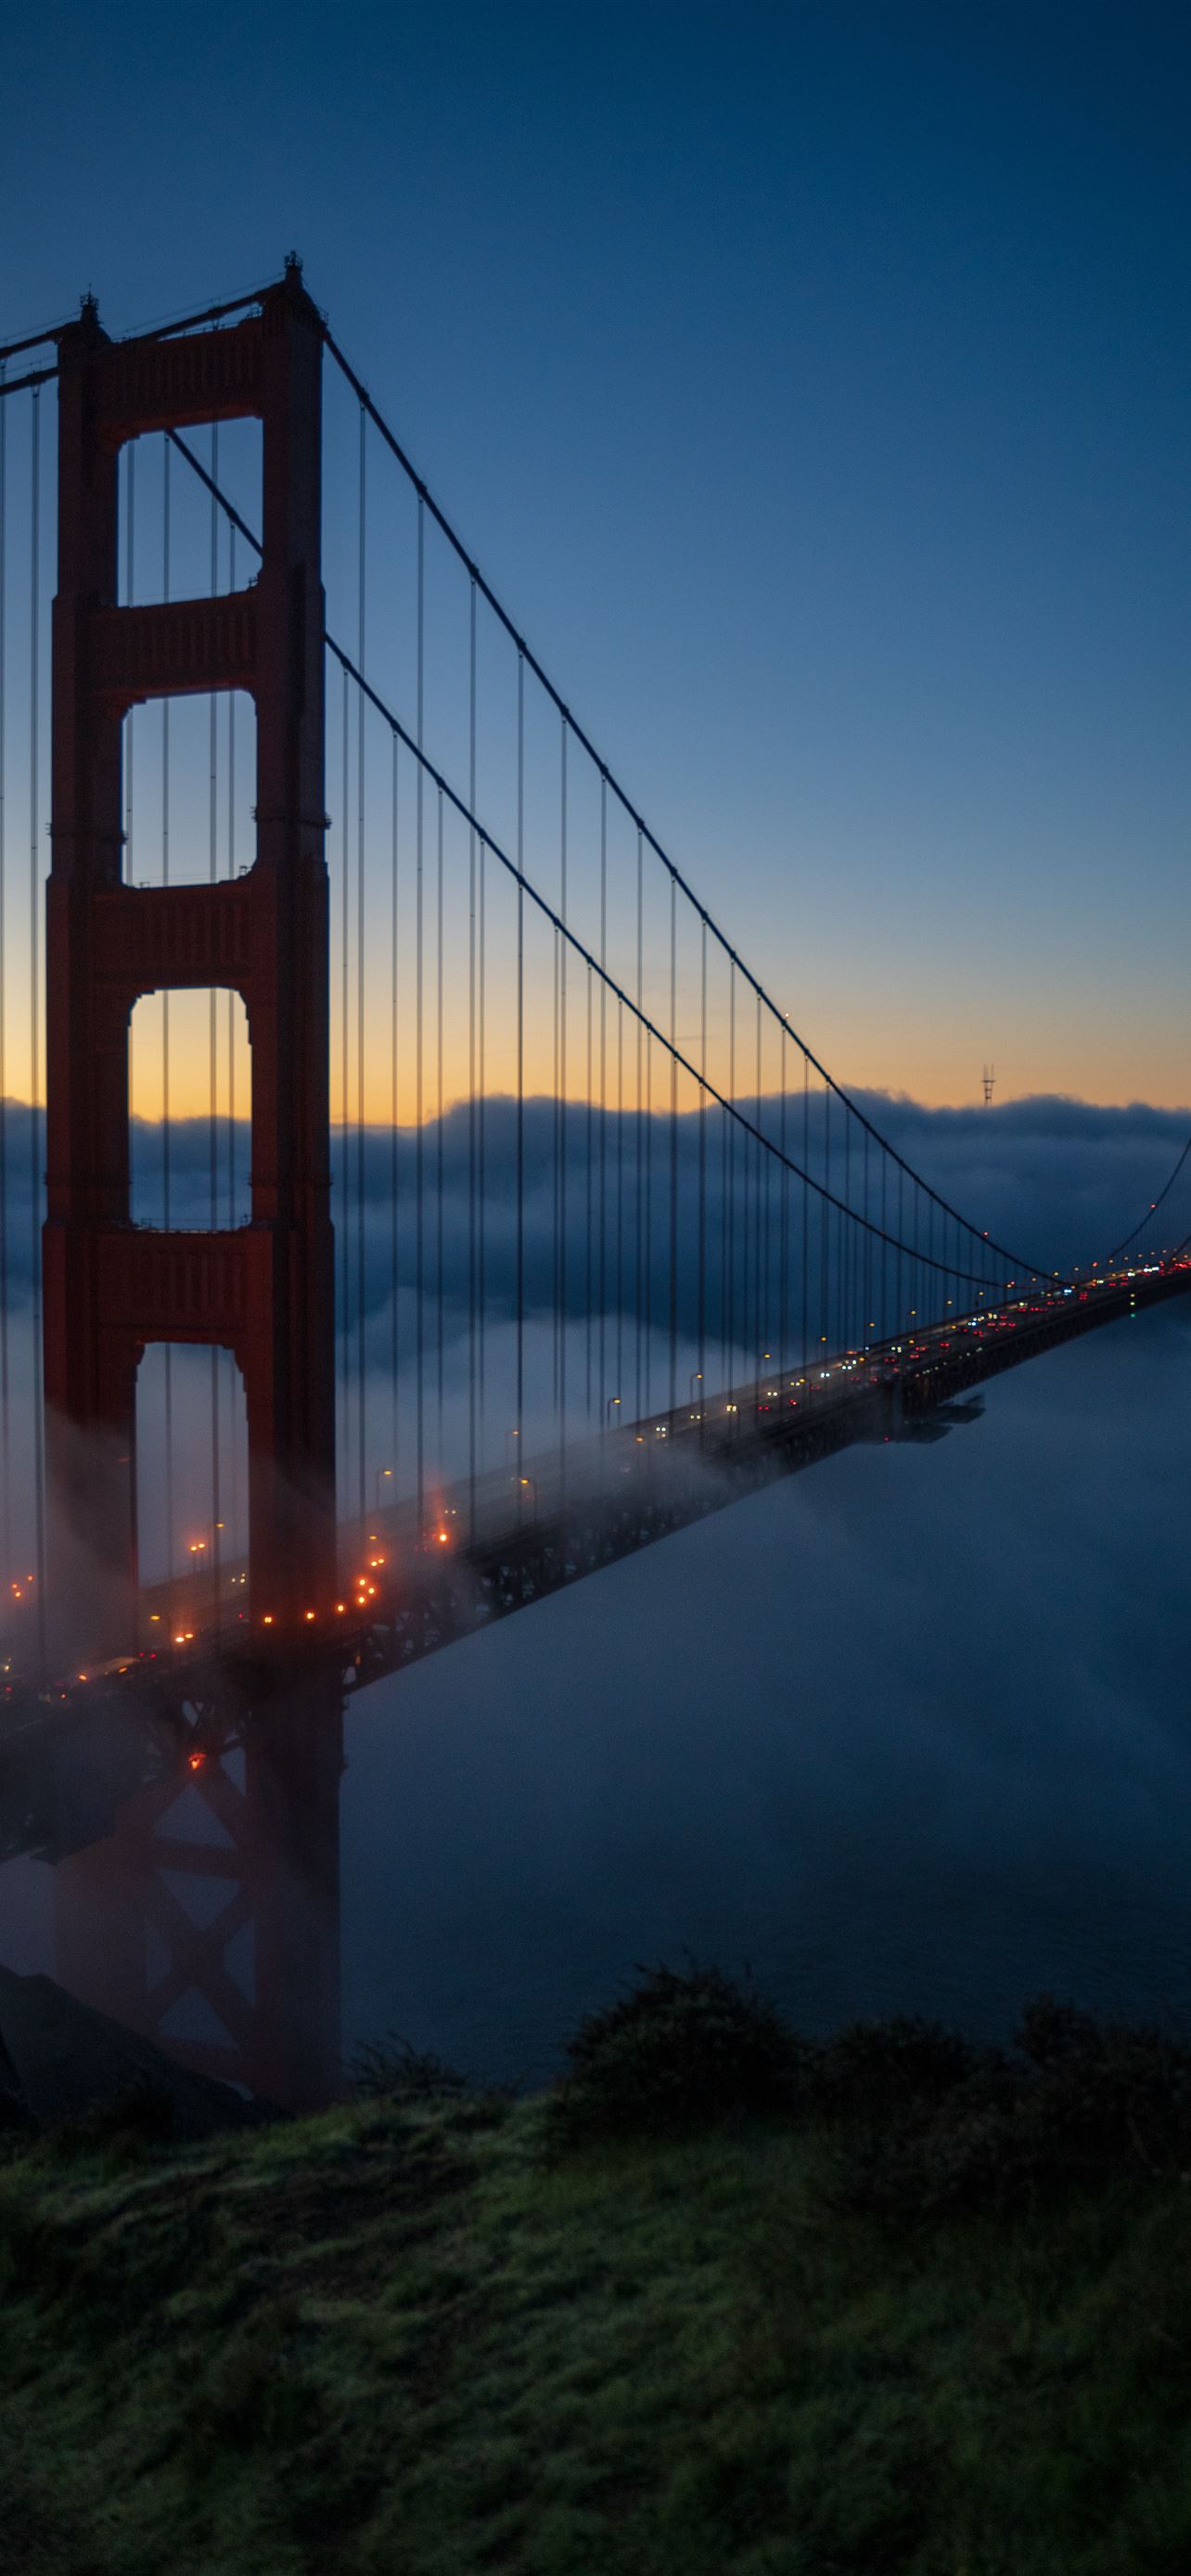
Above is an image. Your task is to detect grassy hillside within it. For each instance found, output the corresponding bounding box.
[3,2042,1191,2575]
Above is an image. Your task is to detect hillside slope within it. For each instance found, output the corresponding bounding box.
[2,2082,1190,2573]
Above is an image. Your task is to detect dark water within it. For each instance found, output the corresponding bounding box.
[339,1295,1191,2080]
[2,1298,1189,2091]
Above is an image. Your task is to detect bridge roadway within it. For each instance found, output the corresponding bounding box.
[1,1255,1188,1868]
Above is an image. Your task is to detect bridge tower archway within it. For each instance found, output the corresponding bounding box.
[42,266,336,1654]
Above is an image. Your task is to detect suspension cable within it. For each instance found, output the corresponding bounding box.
[327,639,1018,1289]
[165,415,1064,1291]
[1106,1134,1191,1265]
[38,320,1189,1317]
[318,324,1055,1282]
[0,365,58,401]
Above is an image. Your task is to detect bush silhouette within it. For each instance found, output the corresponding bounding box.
[806,2015,978,2123]
[826,1995,1191,2222]
[546,1962,805,2145]
[351,2035,467,2102]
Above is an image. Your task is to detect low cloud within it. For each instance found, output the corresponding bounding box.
[1,1085,1183,1320]
[2,1087,1186,1585]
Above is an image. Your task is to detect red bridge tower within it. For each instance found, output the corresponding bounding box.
[43,266,335,1651]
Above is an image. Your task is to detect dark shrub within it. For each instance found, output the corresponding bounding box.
[351,2034,467,2102]
[49,2078,177,2160]
[545,1963,806,2147]
[807,2015,979,2123]
[0,2084,35,2154]
[827,1996,1191,2224]
[825,2063,1040,2222]
[1014,1995,1191,2174]
[1016,1994,1104,2070]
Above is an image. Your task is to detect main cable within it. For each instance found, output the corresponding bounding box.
[1106,1135,1191,1266]
[164,426,1069,1294]
[318,325,1056,1289]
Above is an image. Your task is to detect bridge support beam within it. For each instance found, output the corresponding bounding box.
[52,1683,344,2111]
[44,267,336,1655]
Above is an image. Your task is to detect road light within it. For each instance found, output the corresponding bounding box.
[605,1395,621,1427]
[689,1370,703,1402]
[375,1466,394,1510]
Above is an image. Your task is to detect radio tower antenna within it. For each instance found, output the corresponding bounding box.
[982,1064,996,1106]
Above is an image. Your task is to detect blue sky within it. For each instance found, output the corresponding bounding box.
[2,0,1187,1105]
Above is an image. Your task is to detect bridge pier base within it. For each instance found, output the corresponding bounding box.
[52,1679,344,2111]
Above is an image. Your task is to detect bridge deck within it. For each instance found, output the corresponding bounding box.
[1,1256,1187,1873]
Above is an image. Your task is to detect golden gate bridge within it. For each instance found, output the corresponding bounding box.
[0,261,1186,2109]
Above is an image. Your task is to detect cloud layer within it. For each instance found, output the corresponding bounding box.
[2,1089,1186,1323]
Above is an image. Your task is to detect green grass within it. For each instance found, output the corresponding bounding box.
[3,2088,1191,2572]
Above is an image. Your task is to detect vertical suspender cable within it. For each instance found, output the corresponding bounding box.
[864,1129,873,1333]
[615,973,624,1409]
[726,968,736,1372]
[435,784,444,1461]
[467,579,477,1529]
[801,1053,809,1376]
[778,1031,788,1369]
[226,521,239,1558]
[644,1027,653,1416]
[552,743,560,1413]
[209,428,221,1620]
[478,804,487,1456]
[0,367,8,1584]
[698,918,707,1433]
[898,1167,905,1333]
[754,993,763,1385]
[720,959,729,1385]
[126,441,135,1170]
[225,524,236,1223]
[668,873,678,1417]
[391,733,400,1480]
[515,654,525,1482]
[160,438,173,1588]
[585,959,594,1418]
[842,1107,851,1351]
[820,1086,830,1359]
[634,828,644,1418]
[643,961,652,1414]
[340,663,350,1498]
[736,984,747,1391]
[29,390,45,1657]
[356,406,367,1517]
[415,499,425,1527]
[597,773,608,1420]
[557,717,568,1485]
